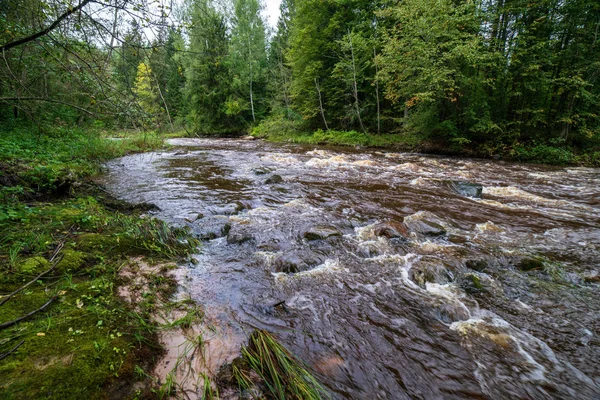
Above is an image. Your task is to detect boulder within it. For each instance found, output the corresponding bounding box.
[446,181,483,198]
[195,216,231,240]
[303,226,342,241]
[227,225,254,244]
[372,221,409,239]
[409,262,453,288]
[403,211,447,236]
[265,174,283,184]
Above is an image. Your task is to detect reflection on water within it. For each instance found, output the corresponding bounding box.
[102,138,600,399]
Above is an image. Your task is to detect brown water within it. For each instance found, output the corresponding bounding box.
[102,138,600,399]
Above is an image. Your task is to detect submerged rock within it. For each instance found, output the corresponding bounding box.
[303,225,342,241]
[583,270,600,283]
[372,221,409,239]
[466,259,488,272]
[195,216,231,240]
[403,211,447,236]
[459,272,502,296]
[516,257,545,271]
[209,203,243,216]
[409,261,454,288]
[227,225,254,244]
[265,174,283,184]
[446,181,483,198]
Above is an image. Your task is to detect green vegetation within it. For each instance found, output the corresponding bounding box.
[0,126,200,399]
[235,330,329,400]
[2,0,598,164]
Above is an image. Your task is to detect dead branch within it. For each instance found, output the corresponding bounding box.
[0,253,64,307]
[0,297,58,330]
[0,340,25,361]
[0,97,94,115]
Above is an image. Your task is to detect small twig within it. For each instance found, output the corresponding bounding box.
[0,254,63,307]
[0,296,58,330]
[0,340,25,361]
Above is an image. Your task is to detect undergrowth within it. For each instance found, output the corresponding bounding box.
[0,125,199,399]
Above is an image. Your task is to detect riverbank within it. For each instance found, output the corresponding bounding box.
[249,118,600,166]
[0,126,330,399]
[0,127,202,398]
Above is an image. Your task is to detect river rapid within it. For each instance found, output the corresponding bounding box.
[102,138,600,399]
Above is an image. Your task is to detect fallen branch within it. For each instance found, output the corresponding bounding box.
[0,296,58,330]
[0,340,25,361]
[0,253,64,307]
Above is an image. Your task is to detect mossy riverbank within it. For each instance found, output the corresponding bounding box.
[0,126,200,398]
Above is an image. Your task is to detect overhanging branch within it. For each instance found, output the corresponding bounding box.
[0,0,94,52]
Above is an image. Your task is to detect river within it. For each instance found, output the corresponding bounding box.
[102,138,600,399]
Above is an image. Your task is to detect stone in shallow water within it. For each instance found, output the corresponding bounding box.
[403,211,447,236]
[583,270,600,283]
[372,221,409,239]
[227,225,254,244]
[409,261,454,288]
[195,216,231,240]
[208,203,243,216]
[303,225,342,241]
[264,174,283,184]
[446,180,483,198]
[516,257,545,271]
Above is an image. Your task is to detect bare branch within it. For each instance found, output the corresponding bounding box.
[0,0,94,52]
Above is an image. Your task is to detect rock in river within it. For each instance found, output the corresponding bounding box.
[403,211,447,236]
[195,216,231,240]
[446,181,483,198]
[372,221,409,239]
[303,225,342,241]
[265,174,283,184]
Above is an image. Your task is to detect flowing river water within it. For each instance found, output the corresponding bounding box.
[102,138,600,399]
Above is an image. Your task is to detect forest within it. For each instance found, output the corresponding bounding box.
[1,0,599,163]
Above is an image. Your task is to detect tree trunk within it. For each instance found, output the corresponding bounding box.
[314,78,329,131]
[348,31,365,133]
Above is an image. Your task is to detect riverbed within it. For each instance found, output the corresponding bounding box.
[102,138,600,399]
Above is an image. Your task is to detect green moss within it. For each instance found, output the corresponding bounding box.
[75,233,115,252]
[56,250,87,272]
[18,256,49,274]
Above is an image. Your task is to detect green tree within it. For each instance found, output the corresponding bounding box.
[228,0,268,123]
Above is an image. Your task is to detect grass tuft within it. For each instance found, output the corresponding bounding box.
[241,330,329,400]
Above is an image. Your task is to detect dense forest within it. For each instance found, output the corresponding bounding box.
[1,0,599,161]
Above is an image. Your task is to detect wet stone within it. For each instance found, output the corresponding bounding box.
[227,225,254,244]
[273,254,307,274]
[303,225,343,241]
[208,203,243,216]
[448,234,468,244]
[459,272,501,296]
[466,259,488,272]
[409,262,454,288]
[265,174,283,184]
[372,221,409,239]
[447,181,483,198]
[195,216,231,240]
[516,257,545,271]
[583,270,600,283]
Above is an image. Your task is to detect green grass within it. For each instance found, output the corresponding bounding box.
[238,330,329,400]
[0,124,199,399]
[250,115,420,149]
